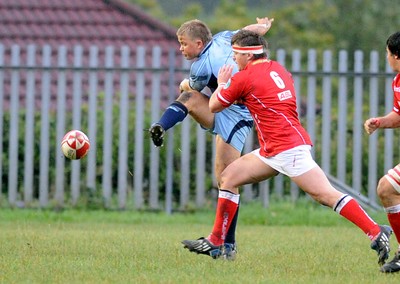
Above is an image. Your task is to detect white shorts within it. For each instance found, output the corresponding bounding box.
[252,145,318,177]
[385,165,400,194]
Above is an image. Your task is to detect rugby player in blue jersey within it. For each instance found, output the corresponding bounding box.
[149,17,274,259]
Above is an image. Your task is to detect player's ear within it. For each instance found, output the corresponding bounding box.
[196,39,204,49]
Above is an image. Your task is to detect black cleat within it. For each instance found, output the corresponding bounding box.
[222,243,237,261]
[182,237,222,259]
[149,123,165,147]
[371,225,393,266]
[381,252,400,273]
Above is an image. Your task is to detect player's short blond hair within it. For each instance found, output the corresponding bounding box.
[176,19,212,44]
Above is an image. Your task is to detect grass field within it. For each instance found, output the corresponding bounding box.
[0,200,399,283]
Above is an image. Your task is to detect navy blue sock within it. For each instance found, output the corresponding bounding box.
[225,203,239,244]
[157,101,188,131]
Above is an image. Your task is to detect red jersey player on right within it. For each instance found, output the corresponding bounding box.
[182,29,393,269]
[364,31,400,273]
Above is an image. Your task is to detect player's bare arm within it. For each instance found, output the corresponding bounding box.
[209,65,234,113]
[243,17,274,35]
[364,111,400,134]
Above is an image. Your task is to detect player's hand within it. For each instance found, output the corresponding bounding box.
[364,118,380,135]
[179,78,190,93]
[217,65,234,86]
[256,17,274,31]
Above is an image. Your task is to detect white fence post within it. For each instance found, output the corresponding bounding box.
[134,46,145,209]
[23,44,36,204]
[149,46,161,210]
[0,44,4,200]
[39,45,52,207]
[321,50,332,174]
[367,51,379,202]
[55,45,68,206]
[352,51,364,192]
[165,48,178,214]
[102,46,115,207]
[71,45,84,205]
[337,50,348,183]
[86,46,99,196]
[8,45,20,205]
[117,46,130,209]
[306,49,317,157]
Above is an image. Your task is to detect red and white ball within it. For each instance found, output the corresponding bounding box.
[61,130,90,160]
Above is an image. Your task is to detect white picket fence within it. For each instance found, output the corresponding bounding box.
[0,44,397,212]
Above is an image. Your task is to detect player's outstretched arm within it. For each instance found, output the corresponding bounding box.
[364,118,381,135]
[243,17,274,36]
[364,111,400,134]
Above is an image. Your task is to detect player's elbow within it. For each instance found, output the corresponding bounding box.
[209,104,218,113]
[209,101,222,113]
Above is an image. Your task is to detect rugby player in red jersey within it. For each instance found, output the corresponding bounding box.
[182,30,392,268]
[365,31,400,273]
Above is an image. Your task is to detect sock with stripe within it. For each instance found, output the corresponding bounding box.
[334,194,380,240]
[157,101,188,131]
[385,204,400,244]
[208,190,240,246]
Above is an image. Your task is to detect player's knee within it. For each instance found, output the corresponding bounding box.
[218,173,229,188]
[218,171,235,190]
[377,175,397,200]
[177,91,194,104]
[377,177,386,198]
[307,185,341,208]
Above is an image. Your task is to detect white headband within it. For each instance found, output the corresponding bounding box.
[232,45,264,54]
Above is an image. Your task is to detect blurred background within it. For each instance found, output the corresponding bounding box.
[131,0,399,54]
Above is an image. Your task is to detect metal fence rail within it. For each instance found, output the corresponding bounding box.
[0,44,397,212]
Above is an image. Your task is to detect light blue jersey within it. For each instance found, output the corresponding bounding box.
[188,30,253,152]
[189,30,238,93]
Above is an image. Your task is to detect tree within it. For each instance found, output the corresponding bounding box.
[128,0,400,54]
[207,0,252,33]
[264,0,337,53]
[332,0,400,53]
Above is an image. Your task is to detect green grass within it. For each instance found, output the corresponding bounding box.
[0,201,398,283]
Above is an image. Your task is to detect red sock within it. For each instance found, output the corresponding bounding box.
[208,190,239,246]
[386,206,400,244]
[334,195,380,240]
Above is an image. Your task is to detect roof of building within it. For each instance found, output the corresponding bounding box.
[0,0,184,108]
[0,0,179,50]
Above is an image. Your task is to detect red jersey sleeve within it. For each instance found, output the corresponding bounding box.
[392,74,400,114]
[216,71,248,107]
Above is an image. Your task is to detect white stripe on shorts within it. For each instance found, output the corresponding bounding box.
[385,168,400,193]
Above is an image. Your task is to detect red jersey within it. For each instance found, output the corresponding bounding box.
[392,74,400,114]
[217,59,312,157]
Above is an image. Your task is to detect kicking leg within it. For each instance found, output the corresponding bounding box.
[149,90,214,147]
